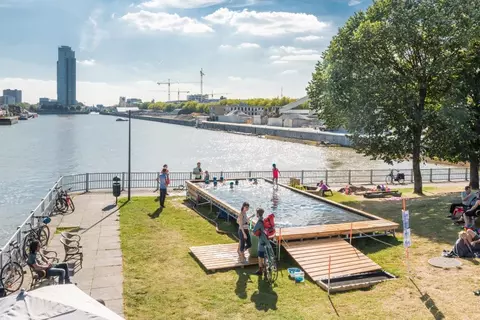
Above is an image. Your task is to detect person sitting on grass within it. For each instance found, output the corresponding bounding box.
[28,240,72,284]
[449,185,476,216]
[253,208,268,276]
[316,180,331,196]
[463,191,480,227]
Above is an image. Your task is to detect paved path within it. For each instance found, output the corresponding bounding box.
[48,192,127,317]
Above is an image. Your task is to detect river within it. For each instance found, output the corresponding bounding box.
[0,114,443,245]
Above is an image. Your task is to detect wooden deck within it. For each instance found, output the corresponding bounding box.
[283,238,381,281]
[277,219,398,241]
[190,243,258,272]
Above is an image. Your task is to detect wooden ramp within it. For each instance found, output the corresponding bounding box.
[190,243,258,272]
[284,238,381,282]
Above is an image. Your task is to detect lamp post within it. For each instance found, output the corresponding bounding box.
[128,110,131,201]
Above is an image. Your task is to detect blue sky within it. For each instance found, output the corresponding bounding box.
[0,0,370,105]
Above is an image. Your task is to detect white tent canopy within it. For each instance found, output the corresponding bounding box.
[0,285,124,320]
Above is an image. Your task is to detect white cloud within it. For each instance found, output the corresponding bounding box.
[269,55,280,59]
[276,46,318,55]
[219,42,260,49]
[280,54,320,61]
[295,35,321,42]
[139,0,224,9]
[348,0,362,6]
[280,70,298,75]
[228,76,242,81]
[80,9,109,52]
[203,8,330,36]
[237,42,260,49]
[111,13,116,19]
[121,10,213,33]
[272,60,288,64]
[77,59,96,66]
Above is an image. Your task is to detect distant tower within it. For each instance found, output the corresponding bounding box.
[57,46,76,106]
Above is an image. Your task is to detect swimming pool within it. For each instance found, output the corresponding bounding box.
[199,179,371,228]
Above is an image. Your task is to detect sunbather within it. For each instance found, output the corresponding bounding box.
[463,191,480,227]
[449,186,476,215]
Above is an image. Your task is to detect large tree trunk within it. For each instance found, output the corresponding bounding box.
[412,140,423,195]
[470,156,479,189]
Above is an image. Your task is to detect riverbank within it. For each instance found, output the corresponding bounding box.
[101,112,351,147]
[0,117,18,125]
[37,110,89,115]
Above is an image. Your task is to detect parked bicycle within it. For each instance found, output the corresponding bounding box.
[385,169,405,185]
[54,186,75,214]
[0,241,25,293]
[22,217,51,260]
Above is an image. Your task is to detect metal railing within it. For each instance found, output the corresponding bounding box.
[0,167,471,275]
[0,177,62,279]
[61,168,471,192]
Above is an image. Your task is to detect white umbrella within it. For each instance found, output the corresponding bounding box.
[0,285,124,320]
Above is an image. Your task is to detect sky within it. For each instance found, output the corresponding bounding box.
[0,0,371,105]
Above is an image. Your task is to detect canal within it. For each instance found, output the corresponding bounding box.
[0,114,442,245]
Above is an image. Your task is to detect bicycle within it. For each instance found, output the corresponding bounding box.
[263,241,278,284]
[22,218,51,260]
[0,241,25,293]
[54,186,75,214]
[385,169,405,185]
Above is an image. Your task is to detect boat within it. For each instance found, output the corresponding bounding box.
[89,112,99,115]
[19,114,29,120]
[116,118,128,122]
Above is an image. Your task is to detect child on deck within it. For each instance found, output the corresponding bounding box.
[272,164,280,185]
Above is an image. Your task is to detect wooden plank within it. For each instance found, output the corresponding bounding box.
[312,265,382,281]
[284,238,381,283]
[190,243,258,271]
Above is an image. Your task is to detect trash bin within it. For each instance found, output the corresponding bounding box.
[249,230,259,258]
[112,176,121,203]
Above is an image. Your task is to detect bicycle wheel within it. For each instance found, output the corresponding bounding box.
[36,227,49,247]
[22,232,37,260]
[55,198,67,213]
[264,246,278,284]
[68,197,75,213]
[385,175,393,185]
[398,178,405,185]
[0,261,24,293]
[40,224,51,245]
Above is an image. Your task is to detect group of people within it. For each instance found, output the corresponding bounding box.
[447,185,480,258]
[236,202,269,276]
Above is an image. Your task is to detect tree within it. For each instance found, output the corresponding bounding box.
[426,40,480,188]
[307,0,478,194]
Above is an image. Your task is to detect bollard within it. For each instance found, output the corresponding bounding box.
[327,255,332,295]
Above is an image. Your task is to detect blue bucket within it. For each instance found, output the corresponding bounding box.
[288,268,301,278]
[42,217,51,224]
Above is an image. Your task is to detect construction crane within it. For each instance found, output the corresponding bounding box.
[157,79,199,102]
[177,89,190,101]
[200,68,205,102]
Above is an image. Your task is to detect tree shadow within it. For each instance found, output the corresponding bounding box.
[250,277,278,311]
[148,207,163,219]
[342,192,469,245]
[352,236,403,255]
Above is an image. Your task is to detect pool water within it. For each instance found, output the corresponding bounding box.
[201,180,370,228]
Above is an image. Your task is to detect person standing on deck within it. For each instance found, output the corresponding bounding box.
[159,168,168,208]
[237,202,252,263]
[193,162,203,180]
[253,208,267,275]
[272,164,280,185]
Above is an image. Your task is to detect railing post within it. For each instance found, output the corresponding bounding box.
[370,170,373,185]
[16,227,21,247]
[410,169,414,183]
[465,168,468,181]
[249,171,252,178]
[348,170,352,185]
[325,170,329,185]
[429,168,433,182]
[40,201,45,215]
[301,170,304,185]
[220,171,223,179]
[448,168,451,182]
[85,173,90,192]
[122,172,125,191]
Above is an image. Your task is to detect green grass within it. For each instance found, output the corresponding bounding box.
[119,193,480,320]
[54,226,80,234]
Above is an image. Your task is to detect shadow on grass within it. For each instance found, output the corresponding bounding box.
[352,236,402,255]
[250,277,278,311]
[340,192,465,244]
[410,278,446,320]
[235,269,253,299]
[148,207,163,219]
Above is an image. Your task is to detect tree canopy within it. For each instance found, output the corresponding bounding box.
[307,0,480,194]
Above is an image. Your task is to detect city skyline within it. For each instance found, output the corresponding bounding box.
[0,0,371,105]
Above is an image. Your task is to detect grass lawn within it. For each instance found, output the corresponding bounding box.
[119,189,480,320]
